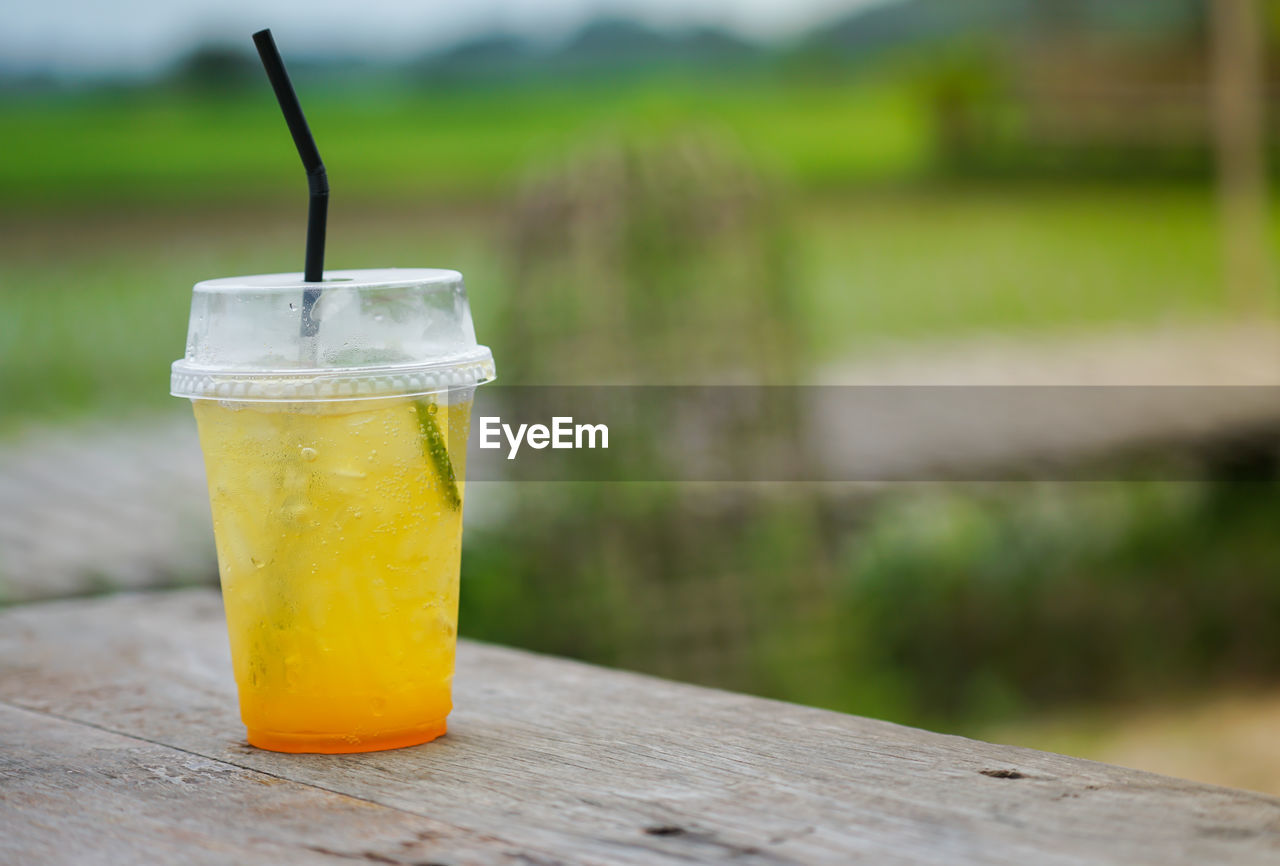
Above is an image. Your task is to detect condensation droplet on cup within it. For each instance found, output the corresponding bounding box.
[301,446,318,462]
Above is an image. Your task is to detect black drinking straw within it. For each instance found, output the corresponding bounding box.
[252,28,327,336]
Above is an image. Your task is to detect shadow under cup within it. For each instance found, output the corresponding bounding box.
[172,269,494,753]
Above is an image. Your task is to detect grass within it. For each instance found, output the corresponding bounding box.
[798,186,1241,354]
[3,74,1270,428]
[0,206,500,427]
[0,76,930,209]
[0,185,1266,429]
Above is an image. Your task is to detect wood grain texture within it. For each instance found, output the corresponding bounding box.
[0,413,214,604]
[0,702,520,865]
[2,590,1280,865]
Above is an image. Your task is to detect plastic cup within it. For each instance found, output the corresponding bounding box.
[171,269,495,753]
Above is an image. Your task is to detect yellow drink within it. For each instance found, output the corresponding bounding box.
[193,394,470,753]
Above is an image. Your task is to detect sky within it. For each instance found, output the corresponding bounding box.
[3,0,887,79]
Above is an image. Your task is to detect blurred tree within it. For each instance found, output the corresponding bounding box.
[464,135,826,690]
[1210,0,1273,313]
[501,133,802,384]
[1034,0,1085,32]
[169,44,258,92]
[412,33,534,85]
[833,481,1280,728]
[549,18,761,78]
[558,17,672,66]
[921,50,1004,172]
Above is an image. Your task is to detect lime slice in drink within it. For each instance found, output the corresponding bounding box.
[414,399,461,510]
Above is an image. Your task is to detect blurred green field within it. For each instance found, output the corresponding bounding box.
[0,77,930,209]
[4,74,1269,428]
[0,185,1255,428]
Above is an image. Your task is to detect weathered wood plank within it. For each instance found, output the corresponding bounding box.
[0,702,529,865]
[0,413,215,604]
[2,590,1279,865]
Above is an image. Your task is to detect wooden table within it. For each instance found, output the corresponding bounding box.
[2,590,1278,865]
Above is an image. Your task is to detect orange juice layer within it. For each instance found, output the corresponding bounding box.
[194,396,470,752]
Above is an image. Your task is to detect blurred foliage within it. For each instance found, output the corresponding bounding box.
[169,44,259,93]
[500,134,801,384]
[461,479,1280,733]
[834,480,1280,728]
[461,483,837,690]
[459,135,822,696]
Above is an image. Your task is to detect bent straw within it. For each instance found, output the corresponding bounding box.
[252,28,327,336]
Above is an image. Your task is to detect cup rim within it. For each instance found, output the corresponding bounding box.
[193,268,462,293]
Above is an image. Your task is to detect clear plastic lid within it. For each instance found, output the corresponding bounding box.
[171,268,495,402]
